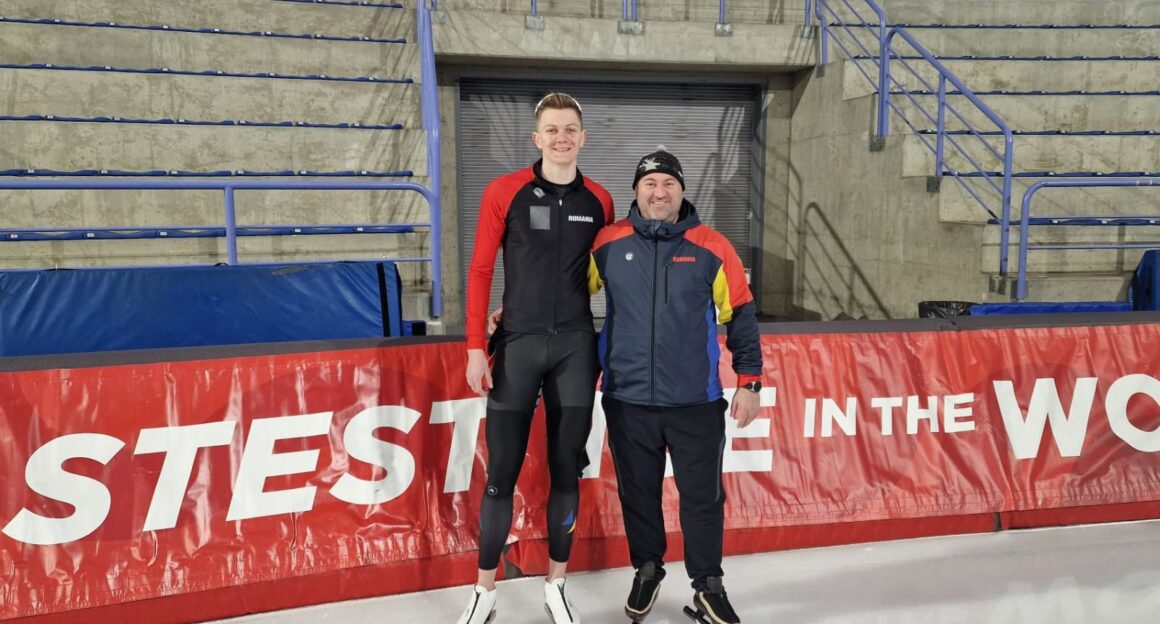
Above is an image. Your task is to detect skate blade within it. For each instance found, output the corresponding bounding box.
[682,605,712,624]
[485,609,496,624]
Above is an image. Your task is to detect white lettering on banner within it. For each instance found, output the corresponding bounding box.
[803,397,857,438]
[135,421,237,531]
[943,393,976,434]
[583,395,608,479]
[993,378,1097,460]
[429,398,488,493]
[227,412,331,521]
[1105,374,1160,452]
[2,433,125,545]
[906,395,939,434]
[722,387,776,473]
[331,406,420,505]
[872,396,903,436]
[873,394,976,436]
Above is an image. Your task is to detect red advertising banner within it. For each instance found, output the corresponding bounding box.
[2,323,1160,619]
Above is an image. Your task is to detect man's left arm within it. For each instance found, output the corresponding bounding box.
[711,246,763,427]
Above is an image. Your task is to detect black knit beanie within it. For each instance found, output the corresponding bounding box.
[632,149,685,190]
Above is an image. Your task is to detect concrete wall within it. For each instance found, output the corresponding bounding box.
[782,59,988,320]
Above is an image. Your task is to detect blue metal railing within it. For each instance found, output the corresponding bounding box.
[418,0,443,315]
[0,0,444,316]
[1016,180,1160,300]
[0,178,439,292]
[811,0,1016,274]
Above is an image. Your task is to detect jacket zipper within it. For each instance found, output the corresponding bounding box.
[664,263,671,303]
[650,238,659,404]
[552,196,563,334]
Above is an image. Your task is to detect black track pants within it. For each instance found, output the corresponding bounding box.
[476,331,597,571]
[604,395,728,588]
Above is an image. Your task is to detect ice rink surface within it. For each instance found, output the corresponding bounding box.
[212,519,1160,624]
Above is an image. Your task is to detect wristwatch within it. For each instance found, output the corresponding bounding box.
[740,380,762,394]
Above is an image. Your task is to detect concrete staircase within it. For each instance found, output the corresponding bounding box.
[830,0,1160,301]
[0,0,435,316]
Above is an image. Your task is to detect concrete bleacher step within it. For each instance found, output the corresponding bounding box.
[981,224,1158,273]
[842,26,1160,60]
[843,59,1160,101]
[828,0,1160,27]
[0,0,413,40]
[0,124,428,174]
[939,176,1160,225]
[889,94,1160,133]
[0,21,419,80]
[437,0,808,24]
[902,134,1160,177]
[0,68,419,128]
[988,272,1133,303]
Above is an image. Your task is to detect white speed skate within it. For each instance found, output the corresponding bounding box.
[544,577,581,623]
[456,585,496,624]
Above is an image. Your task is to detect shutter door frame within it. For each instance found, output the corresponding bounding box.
[456,77,763,318]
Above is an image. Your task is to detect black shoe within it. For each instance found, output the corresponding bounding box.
[693,577,740,624]
[625,561,664,621]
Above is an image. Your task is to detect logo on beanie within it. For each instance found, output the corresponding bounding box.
[639,157,661,172]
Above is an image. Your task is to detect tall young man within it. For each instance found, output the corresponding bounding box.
[591,149,762,624]
[457,93,614,624]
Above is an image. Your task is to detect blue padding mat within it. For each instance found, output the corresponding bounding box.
[1131,250,1160,311]
[0,262,402,356]
[970,301,1131,316]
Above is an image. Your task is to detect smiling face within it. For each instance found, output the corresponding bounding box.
[533,106,586,167]
[635,172,684,223]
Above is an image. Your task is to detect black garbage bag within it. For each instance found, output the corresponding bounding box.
[918,300,974,318]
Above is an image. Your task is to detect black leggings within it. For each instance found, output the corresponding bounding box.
[477,331,597,571]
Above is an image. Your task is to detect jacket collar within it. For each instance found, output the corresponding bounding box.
[628,199,699,240]
[531,159,584,194]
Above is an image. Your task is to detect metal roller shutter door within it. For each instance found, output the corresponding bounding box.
[458,79,758,318]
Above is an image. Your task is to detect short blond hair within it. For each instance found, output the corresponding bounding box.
[534,92,583,124]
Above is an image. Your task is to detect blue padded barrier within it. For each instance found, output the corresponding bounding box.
[970,301,1131,315]
[0,261,403,356]
[1131,250,1160,311]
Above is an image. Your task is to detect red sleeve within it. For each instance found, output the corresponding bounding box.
[685,226,753,310]
[465,172,525,350]
[583,177,616,226]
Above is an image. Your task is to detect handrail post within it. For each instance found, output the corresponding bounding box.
[999,132,1014,276]
[530,0,538,17]
[816,0,828,65]
[632,0,638,22]
[719,0,726,25]
[804,0,812,28]
[935,74,947,176]
[223,186,238,266]
[876,27,893,140]
[1016,184,1040,301]
[418,0,443,317]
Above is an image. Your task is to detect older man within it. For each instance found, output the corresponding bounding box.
[590,149,762,624]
